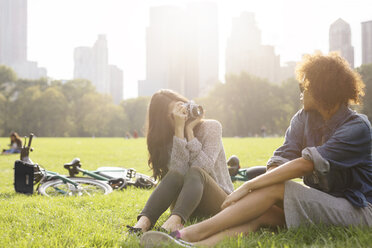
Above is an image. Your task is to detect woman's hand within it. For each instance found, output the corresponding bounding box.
[172,102,188,139]
[185,116,203,141]
[221,183,251,210]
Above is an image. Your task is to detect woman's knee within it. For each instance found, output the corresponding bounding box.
[184,166,205,182]
[160,169,185,187]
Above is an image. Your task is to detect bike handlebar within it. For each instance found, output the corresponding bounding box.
[27,133,34,148]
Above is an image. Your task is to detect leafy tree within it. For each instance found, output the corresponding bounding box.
[276,78,302,131]
[60,79,96,136]
[0,65,17,87]
[35,87,69,136]
[0,92,6,136]
[80,93,127,137]
[10,86,42,136]
[199,73,291,136]
[121,97,150,136]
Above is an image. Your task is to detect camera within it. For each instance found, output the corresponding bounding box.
[182,101,204,119]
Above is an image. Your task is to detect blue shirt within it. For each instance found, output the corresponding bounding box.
[267,105,372,207]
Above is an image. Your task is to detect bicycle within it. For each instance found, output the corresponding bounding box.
[227,155,266,182]
[14,134,156,197]
[62,158,157,190]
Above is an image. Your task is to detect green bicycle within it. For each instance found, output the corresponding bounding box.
[14,134,156,197]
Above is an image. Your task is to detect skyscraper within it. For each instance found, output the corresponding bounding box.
[138,2,219,99]
[226,12,280,83]
[0,0,46,78]
[186,2,219,97]
[74,35,123,102]
[138,6,186,97]
[329,18,354,68]
[362,20,372,65]
[109,65,124,104]
[0,0,27,64]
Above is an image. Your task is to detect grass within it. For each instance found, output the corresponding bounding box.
[0,137,371,247]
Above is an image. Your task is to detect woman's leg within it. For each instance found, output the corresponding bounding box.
[134,170,184,231]
[194,205,285,247]
[180,182,285,242]
[162,167,227,231]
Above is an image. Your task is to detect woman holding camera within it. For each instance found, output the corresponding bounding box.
[128,89,234,233]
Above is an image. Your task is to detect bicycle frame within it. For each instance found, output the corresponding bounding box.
[42,170,79,187]
[67,165,135,182]
[230,169,249,181]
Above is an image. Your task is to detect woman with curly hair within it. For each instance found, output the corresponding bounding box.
[128,89,233,234]
[141,52,372,247]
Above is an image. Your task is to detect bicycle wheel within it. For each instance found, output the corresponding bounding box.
[133,173,157,189]
[38,177,113,196]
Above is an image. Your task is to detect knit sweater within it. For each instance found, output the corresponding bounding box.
[168,119,234,194]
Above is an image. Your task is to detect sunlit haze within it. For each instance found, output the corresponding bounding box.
[27,0,372,99]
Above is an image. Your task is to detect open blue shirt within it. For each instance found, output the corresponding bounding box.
[267,105,372,207]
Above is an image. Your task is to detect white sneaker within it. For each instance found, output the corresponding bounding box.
[140,231,194,248]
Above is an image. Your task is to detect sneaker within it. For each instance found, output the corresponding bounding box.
[126,225,143,236]
[140,231,194,248]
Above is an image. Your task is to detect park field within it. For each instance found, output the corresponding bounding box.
[0,137,371,247]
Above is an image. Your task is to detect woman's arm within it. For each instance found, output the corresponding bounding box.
[186,120,223,175]
[168,102,190,175]
[266,110,305,170]
[221,157,314,209]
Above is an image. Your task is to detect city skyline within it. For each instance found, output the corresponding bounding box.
[23,0,372,98]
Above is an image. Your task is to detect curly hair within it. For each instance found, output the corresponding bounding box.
[296,52,365,111]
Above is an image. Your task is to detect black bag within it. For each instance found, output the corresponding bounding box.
[14,160,35,194]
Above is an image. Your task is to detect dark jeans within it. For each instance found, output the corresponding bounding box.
[138,167,227,226]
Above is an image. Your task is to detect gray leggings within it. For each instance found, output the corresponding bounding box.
[138,167,227,226]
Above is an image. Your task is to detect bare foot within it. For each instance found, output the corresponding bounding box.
[133,216,152,232]
[161,215,184,232]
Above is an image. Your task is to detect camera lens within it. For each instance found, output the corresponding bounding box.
[191,106,203,118]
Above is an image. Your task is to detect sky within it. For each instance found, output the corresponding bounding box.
[27,0,372,99]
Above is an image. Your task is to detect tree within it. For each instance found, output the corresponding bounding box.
[276,78,302,131]
[60,79,96,136]
[35,87,70,136]
[9,85,42,136]
[121,97,150,136]
[0,69,133,136]
[0,65,17,87]
[80,93,128,137]
[0,92,6,136]
[198,73,291,136]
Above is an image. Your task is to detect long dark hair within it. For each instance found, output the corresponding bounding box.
[10,132,22,147]
[146,89,188,181]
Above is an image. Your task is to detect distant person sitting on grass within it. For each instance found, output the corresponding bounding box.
[2,132,22,154]
[140,52,372,247]
[127,89,234,234]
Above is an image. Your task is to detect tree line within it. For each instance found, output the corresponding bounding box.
[0,65,149,137]
[1,64,372,137]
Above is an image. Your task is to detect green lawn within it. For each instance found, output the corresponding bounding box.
[0,137,371,247]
